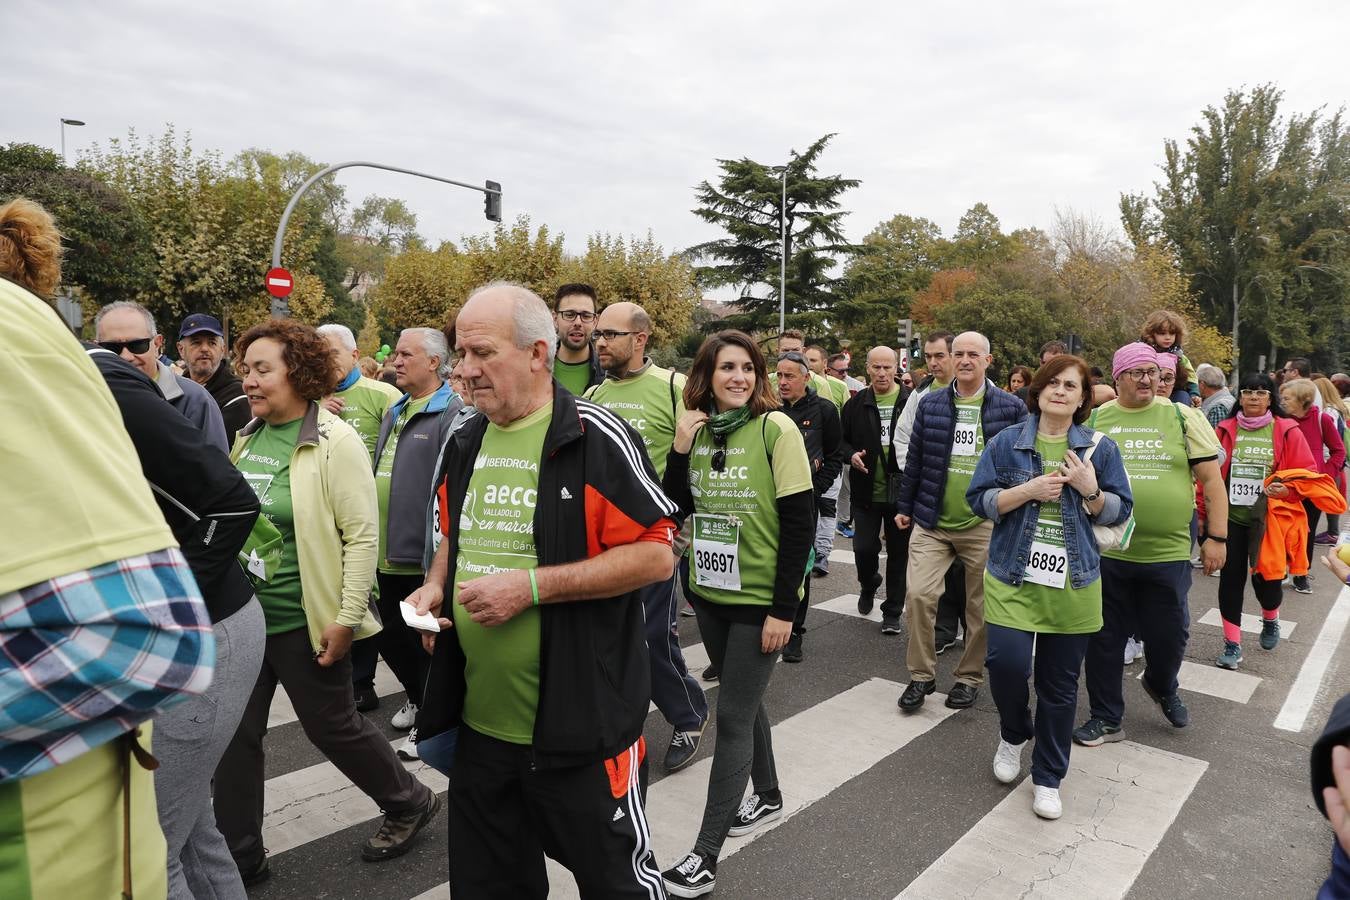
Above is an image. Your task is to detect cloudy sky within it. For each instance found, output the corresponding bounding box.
[8,1,1348,266]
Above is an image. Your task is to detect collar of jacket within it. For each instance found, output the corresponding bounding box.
[205,359,242,392]
[390,379,456,418]
[238,400,323,446]
[155,362,185,401]
[606,357,653,381]
[1010,414,1095,452]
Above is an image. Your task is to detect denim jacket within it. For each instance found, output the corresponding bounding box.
[966,416,1134,589]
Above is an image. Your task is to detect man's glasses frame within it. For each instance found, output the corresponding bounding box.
[557,309,596,323]
[591,330,636,343]
[98,337,154,355]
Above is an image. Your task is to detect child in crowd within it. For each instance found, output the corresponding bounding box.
[1141,310,1199,406]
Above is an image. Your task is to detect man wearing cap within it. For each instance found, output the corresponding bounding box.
[96,302,228,451]
[1073,342,1226,747]
[178,313,251,443]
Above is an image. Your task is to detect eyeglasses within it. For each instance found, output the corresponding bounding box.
[98,337,154,355]
[1158,373,1176,385]
[1122,367,1160,381]
[591,330,634,342]
[558,310,596,323]
[711,431,727,473]
[1239,389,1271,398]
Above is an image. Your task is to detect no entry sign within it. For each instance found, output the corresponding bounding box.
[265,267,294,298]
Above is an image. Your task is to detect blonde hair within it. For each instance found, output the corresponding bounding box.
[1314,376,1349,419]
[1281,378,1317,411]
[0,197,63,300]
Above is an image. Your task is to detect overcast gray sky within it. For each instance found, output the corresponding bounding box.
[7,1,1348,266]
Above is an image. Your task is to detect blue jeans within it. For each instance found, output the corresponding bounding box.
[1085,557,1192,726]
[986,623,1090,788]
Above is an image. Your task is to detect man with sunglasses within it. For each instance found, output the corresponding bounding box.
[1073,342,1226,747]
[96,302,228,451]
[551,283,603,395]
[585,301,709,772]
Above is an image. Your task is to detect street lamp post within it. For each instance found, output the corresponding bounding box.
[269,160,502,317]
[779,165,787,335]
[59,118,85,162]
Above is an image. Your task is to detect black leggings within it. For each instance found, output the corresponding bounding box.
[1217,520,1282,627]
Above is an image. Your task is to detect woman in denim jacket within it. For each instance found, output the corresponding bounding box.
[965,356,1133,820]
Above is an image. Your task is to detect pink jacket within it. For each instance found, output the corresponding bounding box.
[1291,407,1345,480]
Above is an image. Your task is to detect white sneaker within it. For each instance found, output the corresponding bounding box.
[396,727,419,761]
[1032,784,1062,820]
[992,739,1025,784]
[1123,638,1144,666]
[391,701,418,731]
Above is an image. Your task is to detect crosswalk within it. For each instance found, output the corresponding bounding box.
[248,549,1346,899]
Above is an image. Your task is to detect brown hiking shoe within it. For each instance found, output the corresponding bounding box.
[361,789,442,861]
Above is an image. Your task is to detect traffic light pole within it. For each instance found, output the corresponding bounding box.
[268,161,502,317]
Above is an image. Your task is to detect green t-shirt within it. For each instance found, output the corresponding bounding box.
[937,390,987,530]
[375,394,433,574]
[335,375,401,461]
[553,355,594,395]
[585,364,686,479]
[1227,422,1275,527]
[1090,397,1220,563]
[235,418,307,635]
[687,411,813,606]
[825,375,849,412]
[451,403,550,744]
[983,434,1103,634]
[871,385,903,501]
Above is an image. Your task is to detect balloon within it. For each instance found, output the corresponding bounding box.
[1338,543,1350,566]
[380,344,391,354]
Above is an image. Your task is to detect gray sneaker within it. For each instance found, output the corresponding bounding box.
[1072,717,1125,747]
[361,790,441,861]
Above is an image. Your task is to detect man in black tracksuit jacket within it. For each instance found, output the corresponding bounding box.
[411,287,680,899]
[840,348,910,632]
[776,352,844,660]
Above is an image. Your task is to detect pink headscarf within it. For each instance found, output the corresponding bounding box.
[1155,352,1177,372]
[1111,342,1158,380]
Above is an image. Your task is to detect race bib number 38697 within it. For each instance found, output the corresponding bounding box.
[692,514,742,591]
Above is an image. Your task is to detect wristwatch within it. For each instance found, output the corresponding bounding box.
[1083,489,1102,503]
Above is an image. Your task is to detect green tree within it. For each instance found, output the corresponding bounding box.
[836,214,945,349]
[687,134,860,334]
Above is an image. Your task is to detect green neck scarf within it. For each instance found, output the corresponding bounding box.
[706,404,754,439]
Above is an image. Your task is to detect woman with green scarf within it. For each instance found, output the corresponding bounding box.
[659,330,815,898]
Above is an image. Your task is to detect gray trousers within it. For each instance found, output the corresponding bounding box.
[155,600,266,900]
[691,605,780,860]
[814,471,842,569]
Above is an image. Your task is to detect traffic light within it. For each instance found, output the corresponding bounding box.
[898,318,912,346]
[484,180,502,223]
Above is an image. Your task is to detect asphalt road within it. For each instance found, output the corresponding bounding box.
[249,536,1348,899]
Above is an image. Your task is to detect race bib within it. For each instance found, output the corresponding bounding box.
[692,514,741,591]
[1229,462,1265,507]
[1024,519,1067,589]
[952,406,980,457]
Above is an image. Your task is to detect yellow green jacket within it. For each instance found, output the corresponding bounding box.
[231,402,381,650]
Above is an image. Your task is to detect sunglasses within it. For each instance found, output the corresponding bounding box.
[711,431,728,473]
[98,337,154,355]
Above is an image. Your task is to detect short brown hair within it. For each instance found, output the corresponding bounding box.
[235,319,339,402]
[684,330,779,417]
[779,328,805,344]
[1027,354,1095,424]
[0,197,63,300]
[1141,309,1187,345]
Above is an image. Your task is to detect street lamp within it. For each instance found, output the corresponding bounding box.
[59,118,85,162]
[779,164,787,335]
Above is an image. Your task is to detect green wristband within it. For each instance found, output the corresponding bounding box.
[529,568,540,607]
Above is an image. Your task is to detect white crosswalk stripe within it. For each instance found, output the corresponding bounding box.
[1197,606,1298,638]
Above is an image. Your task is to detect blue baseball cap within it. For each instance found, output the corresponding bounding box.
[178,314,224,339]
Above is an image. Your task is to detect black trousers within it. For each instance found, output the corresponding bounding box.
[447,726,663,899]
[854,502,907,619]
[351,572,430,704]
[935,562,967,645]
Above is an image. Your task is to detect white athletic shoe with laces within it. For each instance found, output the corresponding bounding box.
[992,739,1026,784]
[1032,784,1062,820]
[391,701,418,731]
[396,727,419,761]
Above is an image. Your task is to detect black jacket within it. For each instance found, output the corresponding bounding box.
[202,360,252,443]
[779,388,844,498]
[419,384,679,768]
[85,347,260,623]
[1313,692,1350,897]
[839,386,908,510]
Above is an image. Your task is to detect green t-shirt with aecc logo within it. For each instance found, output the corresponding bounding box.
[687,411,813,607]
[1227,422,1275,528]
[452,403,550,745]
[585,364,686,480]
[375,394,433,574]
[937,389,987,531]
[871,385,902,501]
[235,418,308,635]
[983,434,1104,634]
[335,375,401,462]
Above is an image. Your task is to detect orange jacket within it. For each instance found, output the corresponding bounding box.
[1257,467,1347,580]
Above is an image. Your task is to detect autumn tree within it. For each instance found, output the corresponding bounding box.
[836,214,945,349]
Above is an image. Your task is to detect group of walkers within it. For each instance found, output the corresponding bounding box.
[4,187,1349,899]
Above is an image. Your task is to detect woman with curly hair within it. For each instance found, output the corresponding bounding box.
[214,319,441,884]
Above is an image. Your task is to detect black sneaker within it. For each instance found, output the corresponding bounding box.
[1072,717,1125,747]
[1140,675,1190,727]
[701,663,720,682]
[727,792,784,836]
[663,851,717,898]
[934,637,957,655]
[945,682,978,709]
[880,616,902,635]
[897,679,935,712]
[665,722,705,773]
[354,688,380,712]
[782,633,803,663]
[857,574,882,615]
[811,564,828,578]
[238,854,271,887]
[361,790,442,861]
[1293,575,1313,594]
